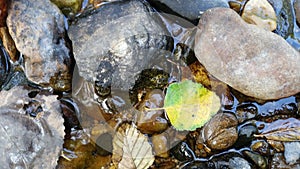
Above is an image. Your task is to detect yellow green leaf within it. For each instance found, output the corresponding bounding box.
[164,80,221,131]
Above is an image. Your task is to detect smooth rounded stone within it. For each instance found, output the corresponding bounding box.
[136,89,169,134]
[229,157,251,169]
[170,142,195,161]
[251,140,270,156]
[194,8,300,100]
[283,142,300,165]
[7,0,71,87]
[202,113,238,150]
[243,150,267,169]
[234,124,258,148]
[68,0,173,92]
[210,152,250,169]
[151,133,169,158]
[0,41,10,88]
[149,0,229,22]
[241,0,277,31]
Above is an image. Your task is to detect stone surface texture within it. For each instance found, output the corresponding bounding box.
[294,0,300,25]
[7,0,71,85]
[69,0,172,91]
[202,113,238,150]
[242,0,277,31]
[150,0,229,21]
[195,8,300,100]
[0,87,64,169]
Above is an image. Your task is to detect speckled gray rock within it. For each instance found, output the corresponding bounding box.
[284,142,300,165]
[195,8,300,100]
[7,0,70,85]
[68,0,173,92]
[0,87,64,169]
[229,157,251,169]
[149,0,229,21]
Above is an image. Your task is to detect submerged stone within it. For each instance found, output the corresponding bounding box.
[68,0,173,92]
[195,8,300,100]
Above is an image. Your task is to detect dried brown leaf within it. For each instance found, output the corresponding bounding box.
[255,127,300,142]
[254,118,300,142]
[112,123,154,169]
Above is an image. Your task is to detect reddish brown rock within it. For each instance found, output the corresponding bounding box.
[202,113,238,150]
[0,0,8,27]
[0,27,17,61]
[194,8,300,100]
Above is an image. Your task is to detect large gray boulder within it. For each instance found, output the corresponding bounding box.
[194,8,300,100]
[68,0,173,93]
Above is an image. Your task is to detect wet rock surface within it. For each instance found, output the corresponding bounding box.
[202,113,238,150]
[243,150,267,169]
[0,87,64,169]
[6,0,72,89]
[195,7,300,100]
[234,124,258,148]
[136,89,169,134]
[149,0,229,22]
[152,133,169,158]
[0,41,10,88]
[68,0,173,92]
[271,153,300,169]
[0,0,299,168]
[270,0,300,50]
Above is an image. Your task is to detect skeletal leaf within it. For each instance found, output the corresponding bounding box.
[0,86,64,169]
[112,123,154,169]
[163,80,221,131]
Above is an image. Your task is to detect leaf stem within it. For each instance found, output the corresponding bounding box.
[144,107,165,111]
